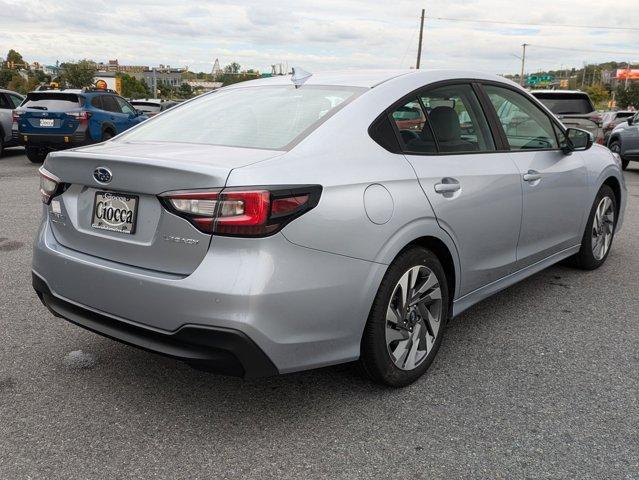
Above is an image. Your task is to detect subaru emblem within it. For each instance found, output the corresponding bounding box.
[93,167,112,184]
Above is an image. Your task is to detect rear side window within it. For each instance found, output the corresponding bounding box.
[101,95,121,113]
[91,96,103,110]
[120,85,363,150]
[0,94,10,109]
[485,85,558,150]
[392,84,495,154]
[9,94,23,108]
[532,93,594,115]
[131,102,161,113]
[23,93,82,111]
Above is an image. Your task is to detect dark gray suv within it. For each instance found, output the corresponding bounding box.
[608,111,639,170]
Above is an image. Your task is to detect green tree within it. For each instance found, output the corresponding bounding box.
[178,82,193,99]
[60,59,97,88]
[585,84,610,108]
[0,69,13,88]
[616,83,639,109]
[118,74,150,99]
[223,62,241,74]
[6,49,25,68]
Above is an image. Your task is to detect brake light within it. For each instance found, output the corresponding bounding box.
[161,186,322,237]
[66,111,90,126]
[39,167,60,204]
[11,110,19,127]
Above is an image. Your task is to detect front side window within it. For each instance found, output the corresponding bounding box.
[116,97,135,115]
[120,85,363,150]
[392,84,495,154]
[485,85,559,150]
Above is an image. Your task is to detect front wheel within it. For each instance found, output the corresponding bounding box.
[359,247,449,387]
[26,146,47,164]
[569,185,617,270]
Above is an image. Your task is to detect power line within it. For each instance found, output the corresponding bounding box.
[426,16,639,32]
[527,43,639,56]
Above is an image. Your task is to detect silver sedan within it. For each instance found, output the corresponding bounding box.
[33,70,626,386]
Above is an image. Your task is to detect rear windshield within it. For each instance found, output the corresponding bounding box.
[532,93,593,115]
[23,92,82,111]
[131,102,161,113]
[120,85,363,150]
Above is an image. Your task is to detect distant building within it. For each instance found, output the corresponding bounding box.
[96,59,148,74]
[133,67,185,95]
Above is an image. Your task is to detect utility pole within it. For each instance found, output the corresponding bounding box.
[416,9,425,69]
[519,43,528,87]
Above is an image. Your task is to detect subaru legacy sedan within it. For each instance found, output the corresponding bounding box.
[33,70,626,387]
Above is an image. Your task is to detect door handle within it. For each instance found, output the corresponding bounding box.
[523,170,542,182]
[434,178,461,194]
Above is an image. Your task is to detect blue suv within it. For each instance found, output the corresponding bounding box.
[13,87,147,163]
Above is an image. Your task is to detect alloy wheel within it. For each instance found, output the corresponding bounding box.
[385,265,442,371]
[591,196,615,261]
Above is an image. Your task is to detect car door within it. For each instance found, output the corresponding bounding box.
[100,95,128,134]
[482,84,588,268]
[622,112,639,155]
[0,93,13,143]
[395,83,523,297]
[115,96,142,130]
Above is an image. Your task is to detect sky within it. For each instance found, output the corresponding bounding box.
[0,0,637,75]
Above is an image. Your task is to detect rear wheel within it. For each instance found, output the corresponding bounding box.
[26,146,47,164]
[570,185,617,270]
[0,135,4,157]
[609,140,629,170]
[359,247,449,387]
[101,130,114,142]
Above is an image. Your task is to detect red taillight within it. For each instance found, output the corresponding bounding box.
[66,111,90,126]
[39,167,60,204]
[12,110,19,127]
[161,186,321,237]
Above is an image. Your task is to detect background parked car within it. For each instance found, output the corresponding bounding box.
[0,88,24,157]
[531,90,604,144]
[602,110,635,144]
[130,99,180,117]
[608,111,639,170]
[13,87,147,163]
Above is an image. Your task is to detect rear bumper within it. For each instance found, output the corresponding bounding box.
[32,218,385,374]
[15,131,91,149]
[33,272,278,378]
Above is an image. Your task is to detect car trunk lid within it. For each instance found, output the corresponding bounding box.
[43,141,284,275]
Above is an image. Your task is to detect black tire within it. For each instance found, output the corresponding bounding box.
[359,247,450,387]
[101,130,114,142]
[609,140,628,170]
[569,185,617,270]
[0,135,4,158]
[26,146,47,164]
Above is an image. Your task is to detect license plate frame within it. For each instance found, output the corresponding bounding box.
[39,118,54,127]
[91,191,139,235]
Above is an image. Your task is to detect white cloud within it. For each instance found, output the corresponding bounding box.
[0,0,636,74]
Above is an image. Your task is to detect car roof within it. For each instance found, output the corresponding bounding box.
[531,89,589,95]
[0,88,24,95]
[222,69,514,89]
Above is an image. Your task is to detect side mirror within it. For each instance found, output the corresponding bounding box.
[563,128,593,153]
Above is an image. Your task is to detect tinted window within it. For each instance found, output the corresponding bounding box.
[101,95,121,113]
[532,93,594,115]
[22,93,81,111]
[0,94,10,109]
[116,97,136,115]
[91,96,103,110]
[392,84,495,154]
[121,86,362,150]
[131,102,161,113]
[486,85,559,150]
[8,94,23,108]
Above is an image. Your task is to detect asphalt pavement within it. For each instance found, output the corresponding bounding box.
[0,148,637,479]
